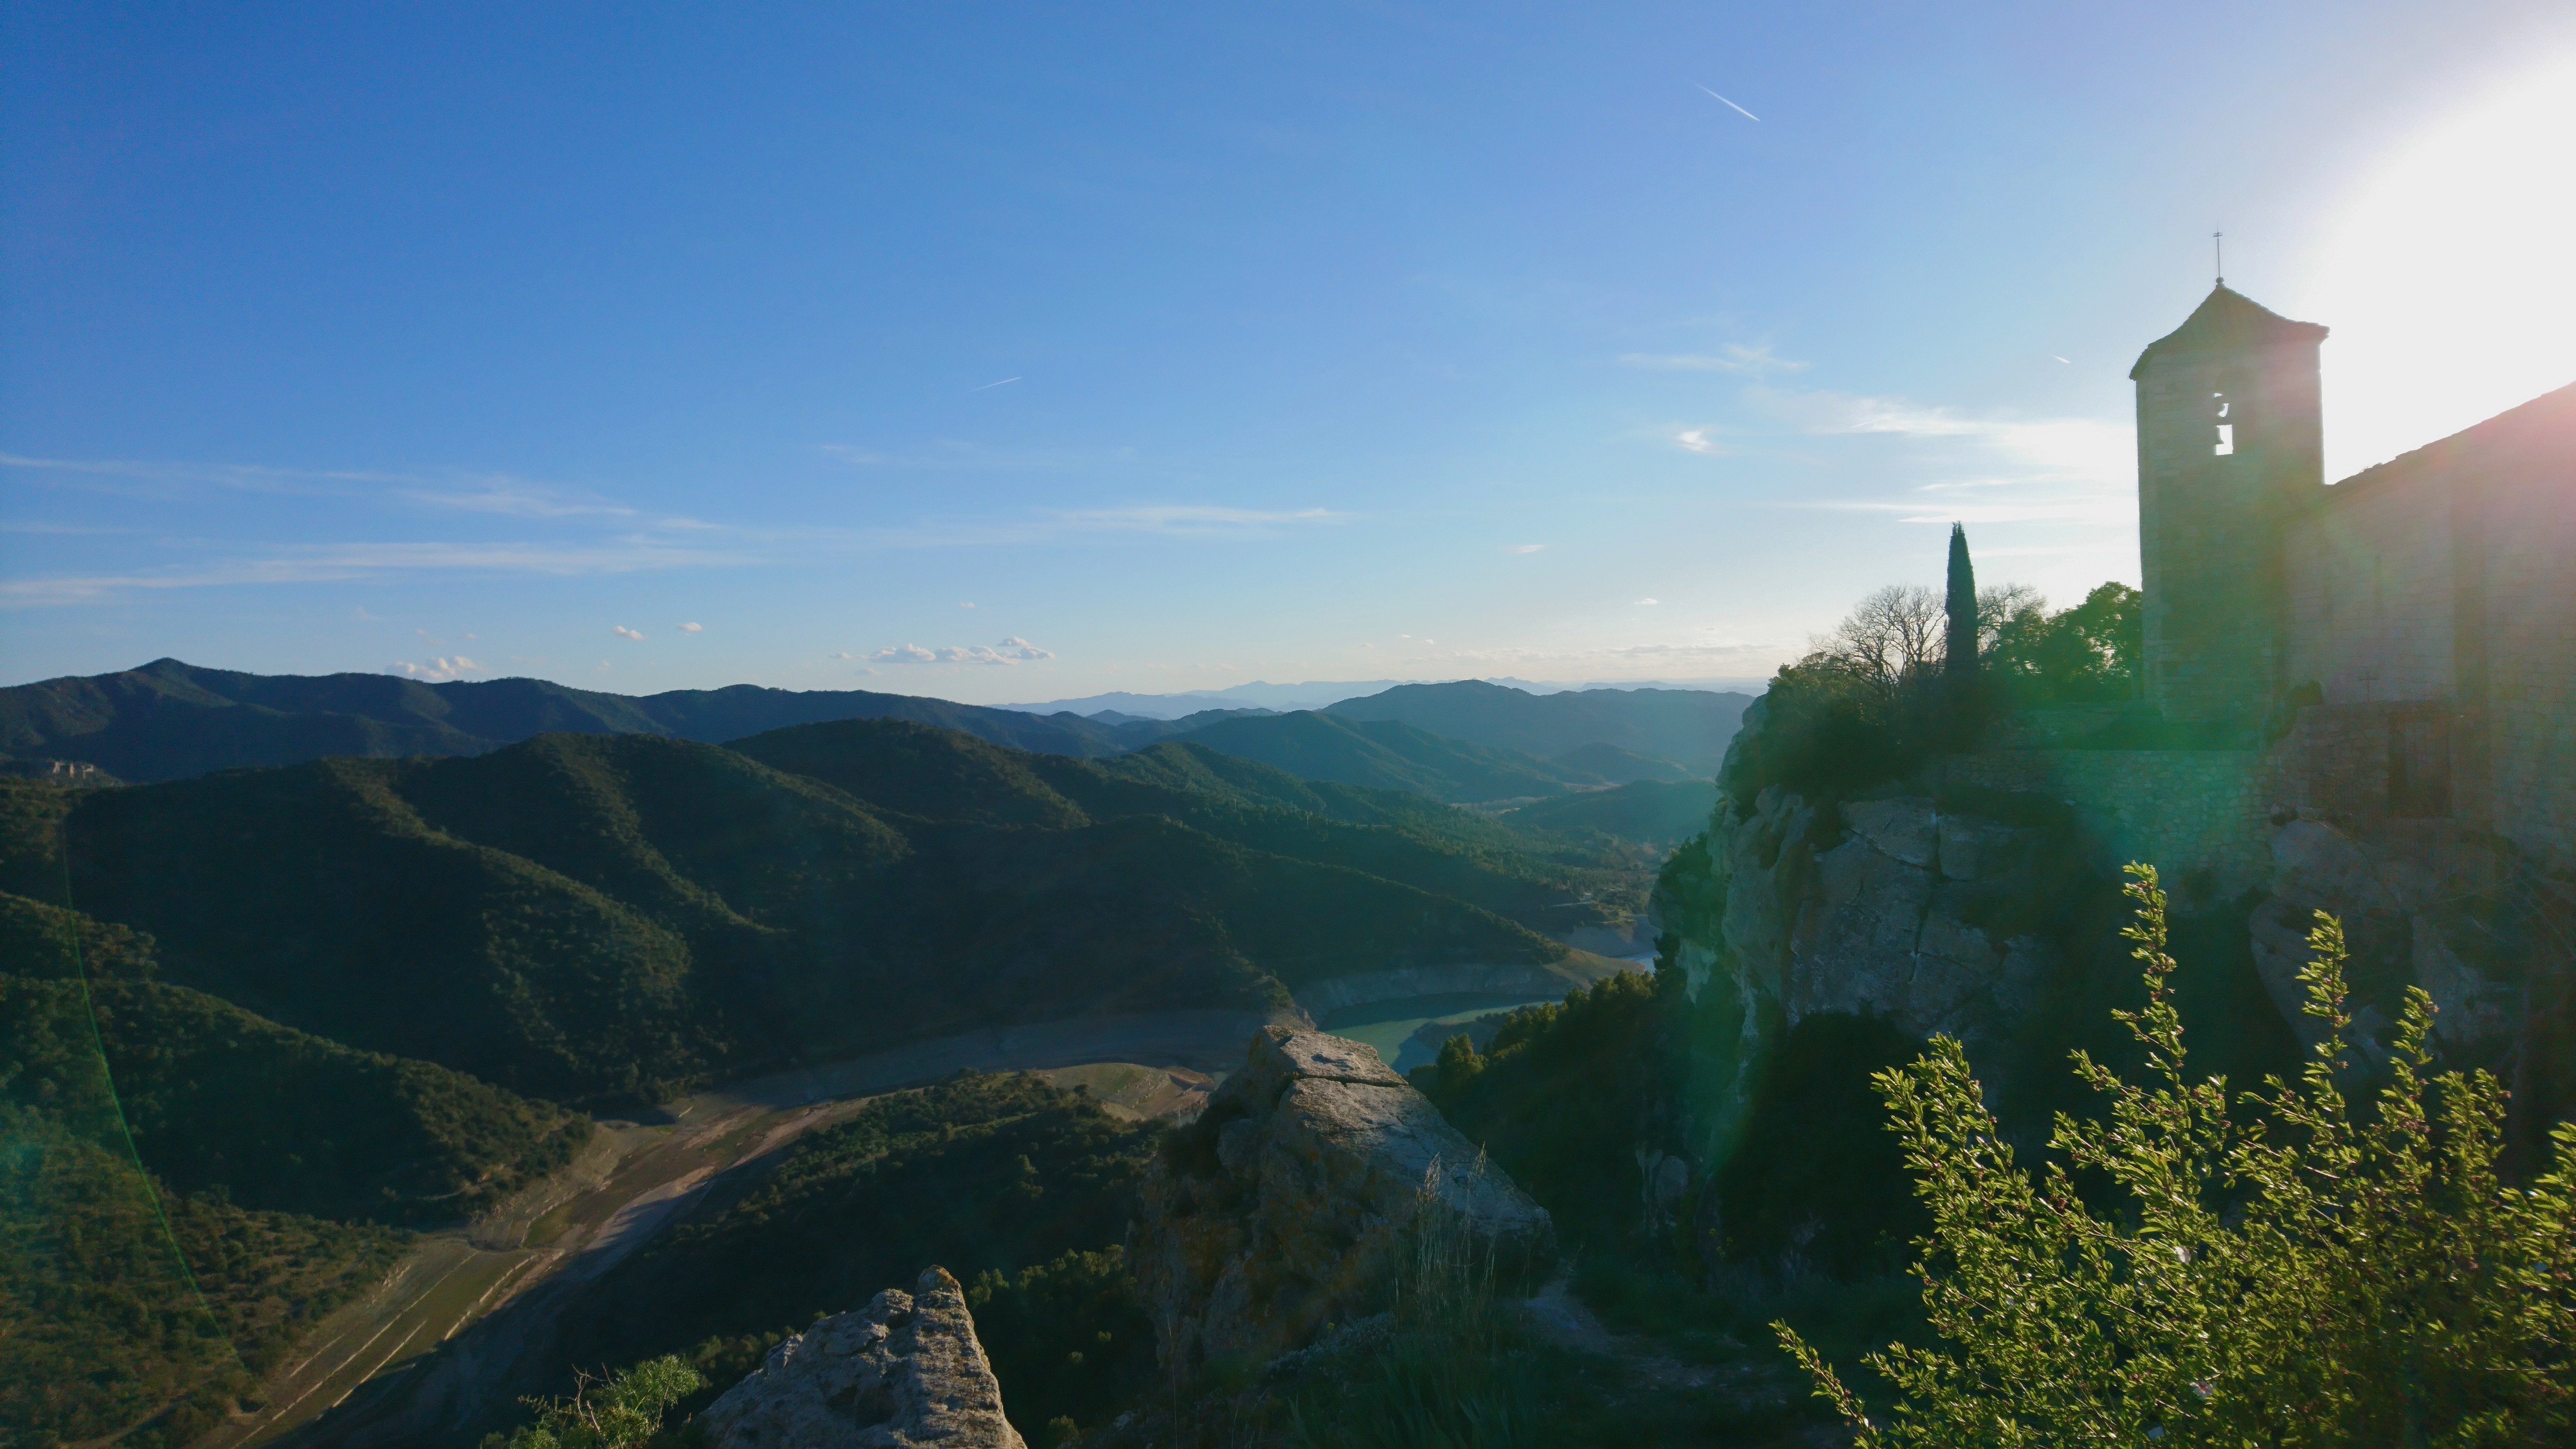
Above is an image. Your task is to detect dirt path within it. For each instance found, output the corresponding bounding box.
[215,1008,1280,1449]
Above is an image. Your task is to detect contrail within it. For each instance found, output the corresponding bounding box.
[1696,84,1759,121]
[966,377,1022,393]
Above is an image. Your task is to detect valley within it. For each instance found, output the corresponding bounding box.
[196,1009,1276,1448]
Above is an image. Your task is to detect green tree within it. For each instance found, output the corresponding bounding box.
[1779,864,2576,1447]
[487,1355,706,1449]
[1987,581,2142,702]
[1944,523,1979,676]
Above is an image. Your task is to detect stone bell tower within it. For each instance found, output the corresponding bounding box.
[2130,284,2328,732]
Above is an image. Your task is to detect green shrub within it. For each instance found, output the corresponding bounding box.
[485,1355,705,1449]
[1411,969,1678,1245]
[966,1246,1155,1437]
[1780,865,2576,1446]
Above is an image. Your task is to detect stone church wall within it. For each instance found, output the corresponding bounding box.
[1932,749,2276,902]
[2283,382,2576,868]
[2284,472,2456,704]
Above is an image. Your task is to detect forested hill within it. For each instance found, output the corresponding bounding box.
[1325,680,1754,774]
[0,657,1130,782]
[1156,711,1614,803]
[10,721,1634,1107]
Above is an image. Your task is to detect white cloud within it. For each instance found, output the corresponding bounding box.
[1635,598,1659,605]
[1671,427,1724,455]
[870,637,1056,666]
[389,656,483,681]
[613,625,646,641]
[960,601,976,609]
[678,621,703,632]
[1778,392,2133,483]
[1504,543,1547,555]
[1618,344,1808,374]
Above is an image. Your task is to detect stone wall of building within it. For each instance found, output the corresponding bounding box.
[2284,471,2457,704]
[2458,386,2576,867]
[1931,749,2277,902]
[2283,381,2576,868]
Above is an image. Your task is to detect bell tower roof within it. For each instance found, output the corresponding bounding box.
[2129,285,2329,380]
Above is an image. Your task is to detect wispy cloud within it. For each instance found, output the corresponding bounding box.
[1671,427,1725,455]
[0,540,749,607]
[1504,543,1547,555]
[390,656,483,681]
[398,480,636,518]
[678,621,703,633]
[613,625,646,641]
[1618,344,1806,375]
[869,636,1057,666]
[1757,389,2137,529]
[1776,392,2132,483]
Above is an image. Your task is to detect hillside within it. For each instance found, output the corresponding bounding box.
[28,727,1594,1105]
[533,1073,1157,1439]
[1499,780,1721,847]
[1326,680,1753,773]
[0,657,1128,783]
[1162,710,1605,802]
[1,909,590,1225]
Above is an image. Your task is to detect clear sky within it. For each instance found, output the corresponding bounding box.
[5,1,2571,703]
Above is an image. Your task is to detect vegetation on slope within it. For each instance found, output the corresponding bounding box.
[2,965,589,1225]
[1498,779,1721,848]
[50,726,1591,1105]
[1782,871,2576,1446]
[0,656,1130,783]
[1719,579,2146,805]
[545,1073,1158,1442]
[1167,710,1604,802]
[1325,680,1755,775]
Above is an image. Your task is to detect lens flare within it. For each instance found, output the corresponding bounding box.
[2299,50,2576,480]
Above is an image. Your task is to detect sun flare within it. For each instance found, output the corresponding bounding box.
[2299,50,2576,480]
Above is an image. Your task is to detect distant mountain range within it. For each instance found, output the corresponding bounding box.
[0,658,1132,781]
[7,721,1632,1108]
[0,661,1747,801]
[1323,679,1754,774]
[1002,675,1770,720]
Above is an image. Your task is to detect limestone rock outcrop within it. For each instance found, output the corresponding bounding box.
[1131,1027,1554,1375]
[1678,786,2070,1051]
[699,1266,1025,1449]
[2251,818,2531,1064]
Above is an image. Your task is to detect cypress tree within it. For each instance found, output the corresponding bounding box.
[1944,522,1978,674]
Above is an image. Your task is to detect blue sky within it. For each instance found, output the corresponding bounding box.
[6,2,2571,703]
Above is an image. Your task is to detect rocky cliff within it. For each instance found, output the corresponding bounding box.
[699,1266,1025,1449]
[1660,773,2574,1175]
[1130,1028,1555,1375]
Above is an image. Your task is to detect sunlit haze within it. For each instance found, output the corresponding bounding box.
[2299,47,2576,482]
[5,2,2570,702]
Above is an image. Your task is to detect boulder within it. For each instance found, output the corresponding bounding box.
[698,1266,1025,1449]
[1131,1028,1555,1376]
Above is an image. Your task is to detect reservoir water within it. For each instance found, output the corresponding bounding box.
[1314,992,1561,1076]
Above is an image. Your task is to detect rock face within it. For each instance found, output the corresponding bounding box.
[1131,1028,1555,1375]
[1681,787,2071,1050]
[2251,818,2530,1065]
[699,1266,1026,1449]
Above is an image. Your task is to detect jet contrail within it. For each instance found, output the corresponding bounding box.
[1696,84,1759,121]
[966,377,1022,393]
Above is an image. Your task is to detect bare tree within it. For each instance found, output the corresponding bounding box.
[1976,582,2045,654]
[1813,584,1946,690]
